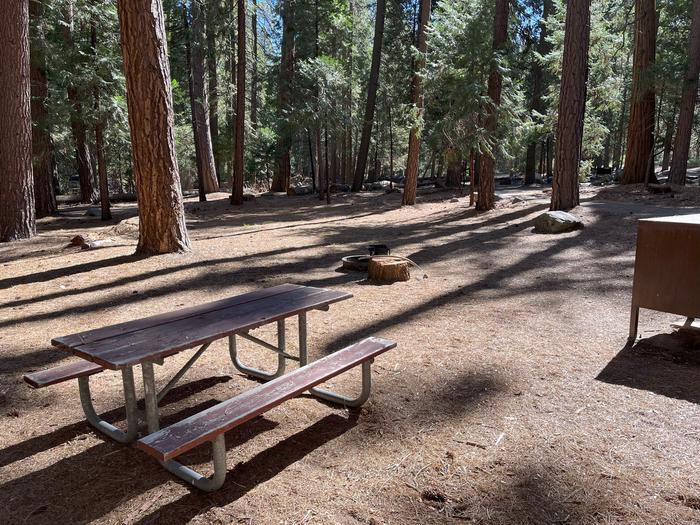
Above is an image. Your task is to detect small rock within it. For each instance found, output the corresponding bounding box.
[69,234,90,246]
[512,196,525,203]
[84,207,100,217]
[533,210,583,234]
[450,197,460,203]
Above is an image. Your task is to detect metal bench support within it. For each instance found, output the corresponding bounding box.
[79,367,139,443]
[160,435,227,492]
[298,312,372,408]
[229,319,287,380]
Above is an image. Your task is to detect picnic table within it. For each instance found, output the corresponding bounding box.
[24,283,396,491]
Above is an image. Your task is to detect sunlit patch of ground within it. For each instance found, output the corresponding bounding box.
[1,186,699,524]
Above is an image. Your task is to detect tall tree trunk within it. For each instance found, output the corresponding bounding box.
[117,0,191,254]
[251,0,258,129]
[612,31,632,171]
[551,0,590,211]
[1,0,35,241]
[62,3,95,204]
[272,0,295,193]
[206,0,221,184]
[669,0,700,185]
[445,148,462,188]
[231,0,246,204]
[190,0,219,194]
[388,99,394,188]
[401,0,430,205]
[476,0,508,211]
[183,7,205,202]
[661,102,678,171]
[525,0,552,185]
[29,0,56,218]
[352,0,386,192]
[622,0,657,184]
[227,0,236,184]
[91,17,111,221]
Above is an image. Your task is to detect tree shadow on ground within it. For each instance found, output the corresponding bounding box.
[0,375,233,469]
[132,413,358,525]
[0,407,279,524]
[596,332,700,404]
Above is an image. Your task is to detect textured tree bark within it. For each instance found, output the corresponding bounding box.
[272,0,295,193]
[227,0,236,183]
[551,0,590,211]
[669,0,700,185]
[29,0,56,218]
[622,0,657,184]
[231,0,246,205]
[445,148,463,188]
[525,0,552,185]
[183,6,206,202]
[206,0,221,184]
[661,102,678,171]
[476,0,508,211]
[352,0,386,192]
[117,0,190,254]
[1,0,35,241]
[91,17,111,221]
[401,0,429,205]
[251,0,258,129]
[62,4,96,203]
[190,0,219,194]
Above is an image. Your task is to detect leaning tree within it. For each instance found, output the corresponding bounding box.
[117,0,190,254]
[0,0,36,242]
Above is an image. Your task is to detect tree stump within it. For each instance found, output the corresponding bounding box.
[368,256,410,283]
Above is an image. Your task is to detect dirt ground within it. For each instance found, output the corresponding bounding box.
[1,183,700,524]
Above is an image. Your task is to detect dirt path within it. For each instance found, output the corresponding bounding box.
[1,186,699,524]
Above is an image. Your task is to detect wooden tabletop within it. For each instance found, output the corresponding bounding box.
[52,284,352,370]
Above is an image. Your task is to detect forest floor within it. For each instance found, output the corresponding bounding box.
[2,183,700,524]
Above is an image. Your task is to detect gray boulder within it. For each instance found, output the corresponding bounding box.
[533,211,583,233]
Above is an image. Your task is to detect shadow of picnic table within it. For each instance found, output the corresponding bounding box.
[596,332,700,404]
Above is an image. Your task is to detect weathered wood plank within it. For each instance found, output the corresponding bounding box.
[53,283,304,351]
[23,360,104,388]
[67,286,352,369]
[137,337,396,461]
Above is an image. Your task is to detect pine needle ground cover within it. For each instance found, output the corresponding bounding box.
[1,186,699,524]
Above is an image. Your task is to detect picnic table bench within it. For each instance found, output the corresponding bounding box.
[24,284,396,491]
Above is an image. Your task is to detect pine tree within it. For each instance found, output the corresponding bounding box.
[668,0,700,185]
[621,0,657,184]
[117,0,191,254]
[551,0,590,211]
[231,0,246,204]
[476,0,508,211]
[402,0,430,205]
[352,0,386,192]
[0,0,36,242]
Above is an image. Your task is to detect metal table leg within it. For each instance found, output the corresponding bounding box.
[230,319,287,380]
[628,305,639,342]
[79,367,139,443]
[141,361,160,433]
[298,312,372,408]
[160,434,227,492]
